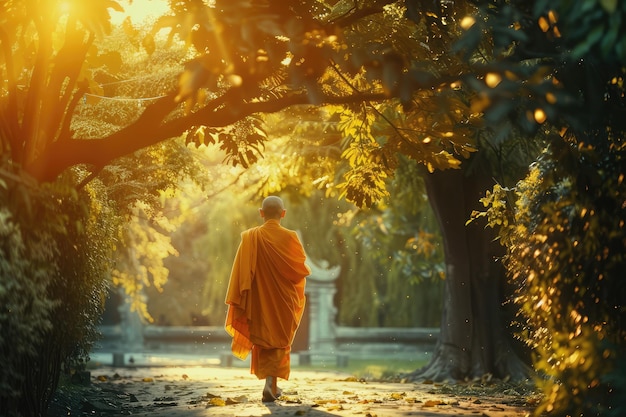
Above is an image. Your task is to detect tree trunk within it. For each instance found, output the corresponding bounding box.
[409,168,530,382]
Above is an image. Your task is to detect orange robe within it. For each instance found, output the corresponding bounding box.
[225,219,310,380]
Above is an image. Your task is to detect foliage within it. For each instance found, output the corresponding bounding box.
[69,22,206,323]
[11,0,619,411]
[319,0,480,208]
[0,3,204,414]
[459,0,626,413]
[453,0,626,140]
[111,201,179,323]
[344,158,445,326]
[147,173,260,326]
[142,141,445,328]
[0,164,114,416]
[476,142,626,416]
[0,181,57,413]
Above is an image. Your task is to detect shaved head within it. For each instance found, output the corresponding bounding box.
[261,196,285,219]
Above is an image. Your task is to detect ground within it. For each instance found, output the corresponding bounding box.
[48,366,539,417]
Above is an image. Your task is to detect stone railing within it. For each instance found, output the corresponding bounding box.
[95,254,440,365]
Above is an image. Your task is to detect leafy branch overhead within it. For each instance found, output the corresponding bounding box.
[1,0,482,208]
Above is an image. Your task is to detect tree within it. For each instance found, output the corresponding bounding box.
[2,0,482,184]
[1,0,532,398]
[1,3,203,414]
[16,0,619,413]
[459,0,626,415]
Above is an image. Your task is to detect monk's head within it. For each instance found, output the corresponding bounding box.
[260,196,286,220]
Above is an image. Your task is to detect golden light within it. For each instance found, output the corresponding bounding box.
[534,108,547,124]
[460,16,475,30]
[485,72,502,88]
[227,74,243,87]
[548,10,558,24]
[110,0,170,25]
[58,0,72,15]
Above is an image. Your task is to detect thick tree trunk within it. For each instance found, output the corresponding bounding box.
[409,168,530,382]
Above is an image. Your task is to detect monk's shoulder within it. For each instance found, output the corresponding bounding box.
[241,226,261,240]
[278,225,298,237]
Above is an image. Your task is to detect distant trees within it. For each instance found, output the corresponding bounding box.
[144,117,446,329]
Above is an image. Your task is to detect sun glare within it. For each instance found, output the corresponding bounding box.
[111,0,170,25]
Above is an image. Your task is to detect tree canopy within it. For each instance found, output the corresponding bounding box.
[1,0,479,195]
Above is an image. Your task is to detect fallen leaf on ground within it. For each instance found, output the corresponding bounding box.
[208,397,226,406]
[142,377,154,383]
[423,399,444,407]
[230,395,247,402]
[282,396,302,403]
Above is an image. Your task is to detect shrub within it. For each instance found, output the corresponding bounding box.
[0,166,114,416]
[475,141,626,416]
[0,208,57,415]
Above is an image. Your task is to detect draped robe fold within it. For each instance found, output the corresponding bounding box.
[224,219,310,380]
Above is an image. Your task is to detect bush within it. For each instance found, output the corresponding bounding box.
[476,140,626,416]
[0,166,114,417]
[0,208,56,415]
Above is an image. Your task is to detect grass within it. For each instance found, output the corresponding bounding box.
[297,357,427,380]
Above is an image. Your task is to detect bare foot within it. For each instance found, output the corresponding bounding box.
[262,388,276,402]
[262,376,280,402]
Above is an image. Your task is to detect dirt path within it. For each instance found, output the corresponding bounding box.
[49,366,536,417]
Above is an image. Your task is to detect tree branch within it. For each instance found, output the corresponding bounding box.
[26,88,388,183]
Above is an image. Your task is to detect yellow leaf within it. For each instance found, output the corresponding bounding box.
[424,399,444,407]
[209,397,226,406]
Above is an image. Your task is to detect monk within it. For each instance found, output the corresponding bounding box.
[224,196,310,402]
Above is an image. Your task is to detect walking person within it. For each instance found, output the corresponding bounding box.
[225,196,310,401]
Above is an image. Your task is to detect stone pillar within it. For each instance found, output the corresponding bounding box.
[118,291,144,351]
[305,258,340,353]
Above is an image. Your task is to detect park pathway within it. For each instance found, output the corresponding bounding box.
[51,365,536,417]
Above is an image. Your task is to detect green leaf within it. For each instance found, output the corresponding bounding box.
[599,0,618,12]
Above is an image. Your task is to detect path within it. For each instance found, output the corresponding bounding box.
[51,365,536,417]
